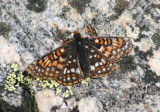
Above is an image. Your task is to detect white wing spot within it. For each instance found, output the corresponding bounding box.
[117,48,121,52]
[46,67,50,71]
[105,39,108,44]
[85,45,89,48]
[71,68,75,73]
[67,77,71,81]
[64,68,67,74]
[91,49,94,52]
[95,62,99,67]
[101,59,106,63]
[59,57,66,62]
[112,50,116,55]
[67,70,70,73]
[76,68,80,74]
[56,71,59,74]
[41,69,44,72]
[54,53,57,58]
[63,78,66,82]
[94,54,97,57]
[73,59,76,62]
[72,77,76,80]
[90,65,95,71]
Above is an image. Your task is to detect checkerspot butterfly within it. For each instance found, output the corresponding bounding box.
[26,31,133,85]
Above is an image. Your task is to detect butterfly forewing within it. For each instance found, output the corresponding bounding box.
[26,44,69,79]
[88,37,133,62]
[26,42,84,85]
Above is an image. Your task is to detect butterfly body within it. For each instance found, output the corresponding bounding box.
[26,31,133,85]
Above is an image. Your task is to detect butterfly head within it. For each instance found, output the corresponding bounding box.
[73,31,82,40]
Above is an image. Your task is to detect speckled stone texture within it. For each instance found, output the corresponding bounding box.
[0,0,160,112]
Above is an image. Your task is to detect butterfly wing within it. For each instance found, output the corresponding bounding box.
[85,36,133,78]
[89,37,133,61]
[26,42,84,85]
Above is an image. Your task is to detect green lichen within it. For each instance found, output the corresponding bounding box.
[5,63,88,99]
[81,77,90,86]
[4,63,32,92]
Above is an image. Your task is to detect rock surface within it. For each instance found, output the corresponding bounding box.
[0,0,160,112]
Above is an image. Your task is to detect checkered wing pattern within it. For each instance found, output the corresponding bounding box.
[89,37,133,62]
[85,44,115,78]
[85,36,133,78]
[26,43,83,86]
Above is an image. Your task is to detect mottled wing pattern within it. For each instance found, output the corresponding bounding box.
[84,43,115,78]
[89,37,133,62]
[26,43,83,85]
[84,36,133,78]
[56,54,83,85]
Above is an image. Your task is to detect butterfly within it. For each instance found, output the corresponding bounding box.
[26,31,133,85]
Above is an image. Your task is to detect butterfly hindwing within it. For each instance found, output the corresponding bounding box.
[84,43,115,78]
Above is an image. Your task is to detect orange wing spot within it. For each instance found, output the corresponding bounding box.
[40,62,45,67]
[49,54,54,60]
[48,63,52,67]
[118,39,123,43]
[112,67,115,71]
[102,66,105,68]
[98,75,103,77]
[38,60,43,65]
[120,51,123,55]
[104,73,108,76]
[107,46,113,51]
[97,54,100,58]
[107,39,111,45]
[54,74,59,77]
[100,39,104,44]
[109,71,112,74]
[96,67,100,70]
[31,73,35,76]
[94,39,99,43]
[53,61,58,66]
[73,81,78,84]
[72,74,76,76]
[49,73,54,77]
[57,63,63,69]
[39,60,45,67]
[118,41,123,47]
[57,80,62,84]
[44,71,48,75]
[43,76,47,80]
[68,83,72,85]
[92,75,97,78]
[66,63,69,66]
[106,64,108,67]
[113,46,117,49]
[62,76,66,78]
[104,51,110,57]
[117,54,121,59]
[56,50,61,56]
